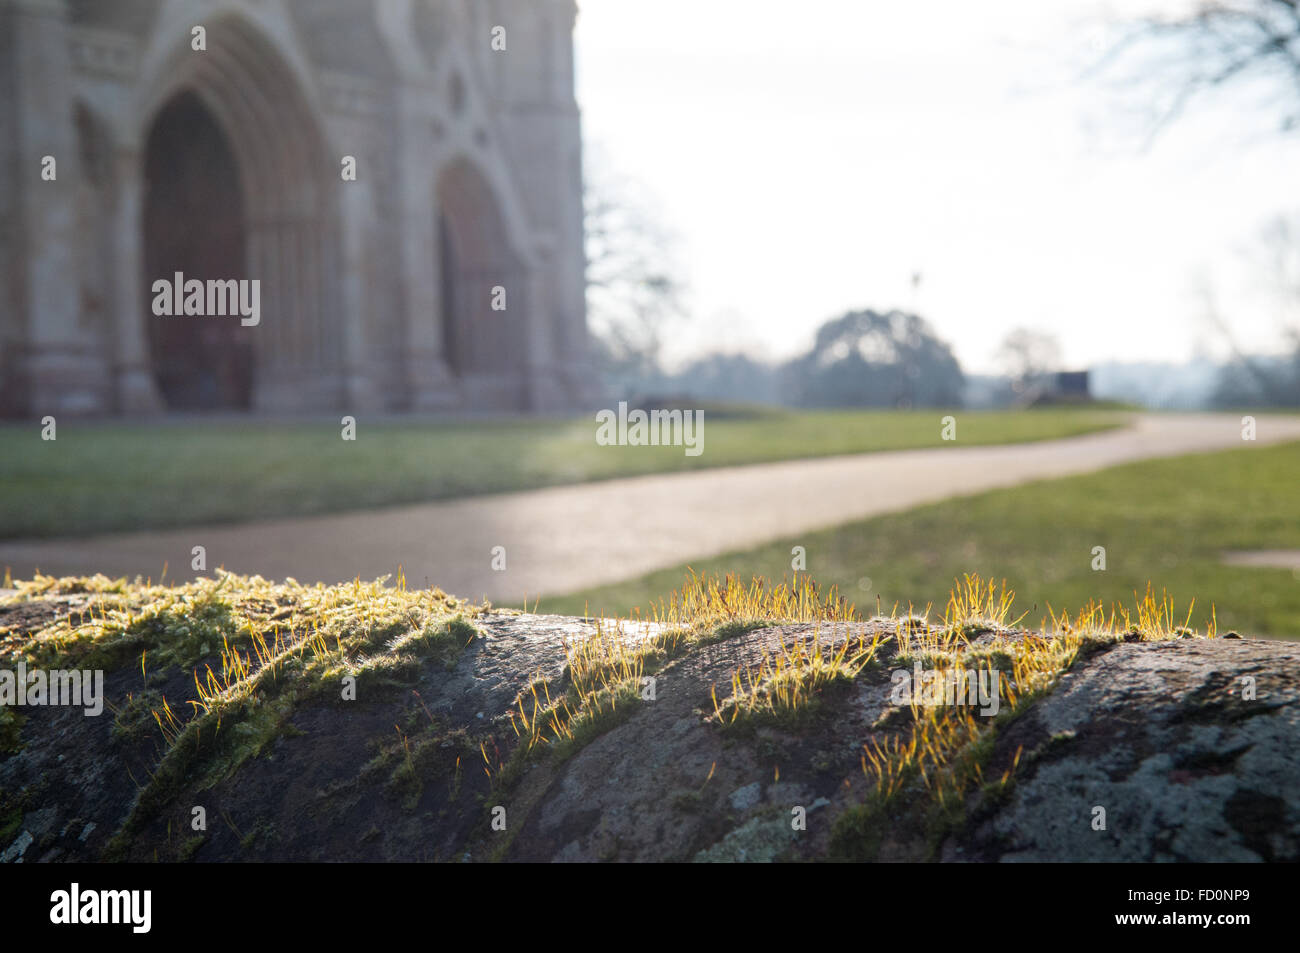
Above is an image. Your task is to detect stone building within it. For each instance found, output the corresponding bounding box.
[0,0,590,415]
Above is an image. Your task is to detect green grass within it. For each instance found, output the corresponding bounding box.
[0,409,1123,539]
[548,440,1300,639]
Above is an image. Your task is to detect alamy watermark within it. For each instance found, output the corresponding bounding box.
[151,271,260,326]
[50,883,151,933]
[889,662,1003,716]
[0,662,104,716]
[595,401,703,457]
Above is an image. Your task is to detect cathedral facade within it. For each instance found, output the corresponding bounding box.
[0,0,590,415]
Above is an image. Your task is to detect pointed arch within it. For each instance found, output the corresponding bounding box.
[134,9,344,410]
[436,156,531,408]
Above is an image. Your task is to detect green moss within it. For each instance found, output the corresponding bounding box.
[178,834,207,862]
[697,619,769,647]
[894,650,951,670]
[718,672,856,734]
[121,592,248,670]
[0,777,45,845]
[86,576,485,852]
[830,800,887,861]
[25,579,250,673]
[240,820,277,852]
[390,615,480,668]
[550,682,643,762]
[0,800,22,843]
[672,789,704,813]
[963,648,1015,673]
[0,708,23,756]
[353,720,477,815]
[110,690,164,743]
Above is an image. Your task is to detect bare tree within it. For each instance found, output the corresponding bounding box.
[1102,2,1300,404]
[1101,1,1300,137]
[583,158,687,387]
[1207,214,1300,403]
[995,327,1062,392]
[1255,214,1300,326]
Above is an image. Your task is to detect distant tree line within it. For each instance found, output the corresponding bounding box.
[582,154,965,410]
[780,310,963,408]
[596,308,965,410]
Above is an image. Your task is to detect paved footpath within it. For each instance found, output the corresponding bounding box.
[2,413,1298,602]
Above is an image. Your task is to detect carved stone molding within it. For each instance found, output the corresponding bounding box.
[69,26,139,81]
[319,70,385,117]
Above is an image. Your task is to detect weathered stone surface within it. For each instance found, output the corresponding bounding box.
[2,604,1296,862]
[957,639,1300,862]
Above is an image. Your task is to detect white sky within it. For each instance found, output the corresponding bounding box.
[574,0,1300,373]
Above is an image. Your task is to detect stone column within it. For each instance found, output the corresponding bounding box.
[550,0,593,408]
[248,217,284,411]
[280,218,300,390]
[6,0,99,414]
[338,177,383,410]
[109,148,162,412]
[524,244,567,412]
[397,88,457,410]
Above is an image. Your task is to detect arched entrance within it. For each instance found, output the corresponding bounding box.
[134,12,344,412]
[142,91,252,410]
[436,159,529,408]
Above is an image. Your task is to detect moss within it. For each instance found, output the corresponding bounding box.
[710,624,882,733]
[121,593,248,671]
[491,624,695,798]
[178,834,207,862]
[895,650,954,670]
[697,619,769,647]
[14,568,1220,862]
[0,777,46,845]
[13,574,129,598]
[977,773,1017,812]
[392,615,480,668]
[963,648,1015,673]
[26,580,249,673]
[871,704,914,732]
[550,682,643,762]
[0,708,23,756]
[240,820,278,852]
[719,672,856,734]
[830,800,887,861]
[110,689,164,743]
[390,765,422,811]
[386,728,426,811]
[94,577,485,852]
[672,789,704,813]
[0,799,22,844]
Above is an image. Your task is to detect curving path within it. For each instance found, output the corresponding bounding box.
[2,413,1298,602]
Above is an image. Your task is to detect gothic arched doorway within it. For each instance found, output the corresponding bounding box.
[436,159,529,409]
[142,90,252,410]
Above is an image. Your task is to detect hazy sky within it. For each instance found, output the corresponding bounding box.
[575,0,1300,374]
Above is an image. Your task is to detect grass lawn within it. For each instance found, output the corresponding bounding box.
[545,440,1300,639]
[0,408,1122,539]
